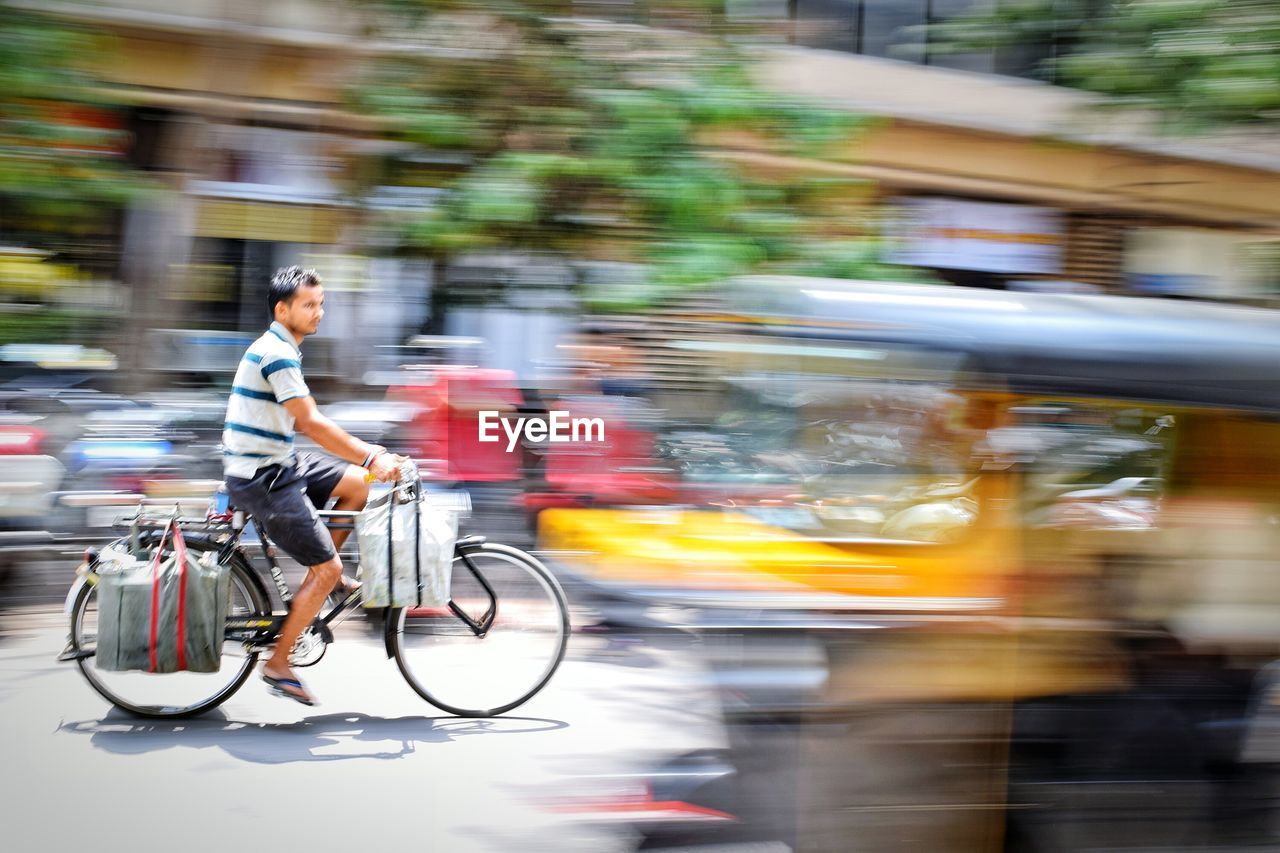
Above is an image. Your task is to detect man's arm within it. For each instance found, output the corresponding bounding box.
[282,396,400,480]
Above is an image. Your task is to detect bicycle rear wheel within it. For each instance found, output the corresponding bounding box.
[68,532,271,718]
[391,542,569,717]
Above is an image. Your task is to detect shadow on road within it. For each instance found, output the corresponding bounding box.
[59,709,570,764]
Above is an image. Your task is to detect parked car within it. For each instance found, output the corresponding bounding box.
[49,394,225,540]
[0,419,64,581]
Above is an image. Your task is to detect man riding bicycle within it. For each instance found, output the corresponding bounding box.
[222,266,403,705]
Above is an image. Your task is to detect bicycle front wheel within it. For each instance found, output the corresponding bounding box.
[69,532,271,718]
[391,542,569,717]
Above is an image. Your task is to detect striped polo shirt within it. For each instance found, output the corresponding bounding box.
[222,321,311,478]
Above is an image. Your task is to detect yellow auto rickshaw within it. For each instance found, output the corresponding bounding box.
[538,277,1280,852]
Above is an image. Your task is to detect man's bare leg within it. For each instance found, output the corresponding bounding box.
[329,464,371,552]
[324,465,370,594]
[262,555,341,703]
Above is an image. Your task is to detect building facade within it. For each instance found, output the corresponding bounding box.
[24,0,1280,387]
[737,45,1280,299]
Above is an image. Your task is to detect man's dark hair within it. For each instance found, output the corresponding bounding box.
[268,266,322,318]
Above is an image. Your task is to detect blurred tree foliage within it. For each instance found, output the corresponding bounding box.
[0,9,142,236]
[931,0,1280,131]
[0,8,145,351]
[347,0,932,310]
[0,306,110,346]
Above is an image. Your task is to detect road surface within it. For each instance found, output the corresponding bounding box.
[0,605,726,853]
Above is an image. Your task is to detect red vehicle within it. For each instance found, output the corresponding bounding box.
[521,395,681,517]
[388,367,525,484]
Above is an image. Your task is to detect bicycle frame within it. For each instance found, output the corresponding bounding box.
[83,482,493,657]
[218,507,497,649]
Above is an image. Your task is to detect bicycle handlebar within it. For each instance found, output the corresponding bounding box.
[387,457,420,504]
[397,457,420,485]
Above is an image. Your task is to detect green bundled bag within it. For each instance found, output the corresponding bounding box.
[95,519,231,673]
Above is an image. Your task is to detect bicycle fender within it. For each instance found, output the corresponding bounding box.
[64,575,89,616]
[382,608,396,658]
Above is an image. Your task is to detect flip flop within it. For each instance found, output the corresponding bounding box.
[262,673,316,706]
[327,575,363,605]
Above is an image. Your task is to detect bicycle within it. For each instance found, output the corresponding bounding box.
[58,466,570,719]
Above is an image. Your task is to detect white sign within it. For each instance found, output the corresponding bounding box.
[889,197,1063,275]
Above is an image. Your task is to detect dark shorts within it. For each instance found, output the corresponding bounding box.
[224,451,350,566]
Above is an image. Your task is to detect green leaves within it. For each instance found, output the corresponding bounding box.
[650,236,766,285]
[349,3,896,310]
[458,165,544,226]
[788,239,943,284]
[0,11,146,224]
[933,0,1280,129]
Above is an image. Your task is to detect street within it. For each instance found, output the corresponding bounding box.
[0,602,727,853]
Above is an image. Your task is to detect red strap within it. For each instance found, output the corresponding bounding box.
[173,524,188,671]
[148,520,173,673]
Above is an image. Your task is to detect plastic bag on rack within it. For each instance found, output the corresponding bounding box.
[356,491,457,609]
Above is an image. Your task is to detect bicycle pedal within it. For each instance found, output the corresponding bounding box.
[311,620,334,645]
[57,645,94,663]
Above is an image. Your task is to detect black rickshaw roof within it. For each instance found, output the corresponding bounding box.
[725,277,1280,415]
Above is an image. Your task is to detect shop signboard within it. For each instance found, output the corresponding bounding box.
[889,197,1063,275]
